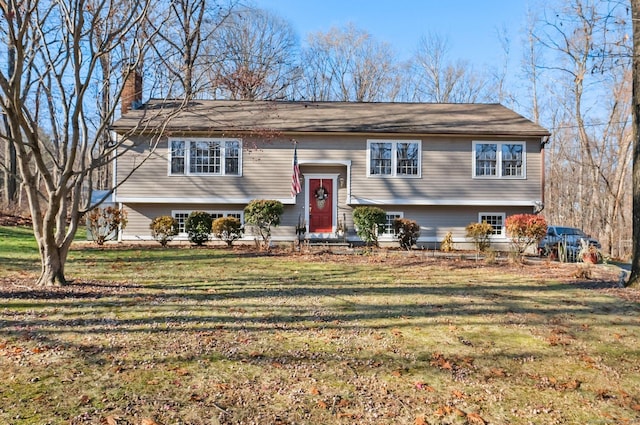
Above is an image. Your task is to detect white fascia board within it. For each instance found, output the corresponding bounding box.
[350,197,540,207]
[115,196,295,205]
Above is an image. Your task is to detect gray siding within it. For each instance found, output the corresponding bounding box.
[116,134,541,204]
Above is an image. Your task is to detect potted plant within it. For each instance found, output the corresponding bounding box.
[578,239,601,264]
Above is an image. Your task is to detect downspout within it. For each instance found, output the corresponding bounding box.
[538,136,550,214]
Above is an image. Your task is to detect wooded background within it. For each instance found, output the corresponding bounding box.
[0,0,632,259]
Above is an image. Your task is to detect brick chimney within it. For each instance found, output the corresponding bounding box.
[122,67,142,114]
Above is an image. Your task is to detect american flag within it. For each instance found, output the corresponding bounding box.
[291,143,301,197]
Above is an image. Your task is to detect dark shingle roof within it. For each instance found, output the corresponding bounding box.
[111,99,550,137]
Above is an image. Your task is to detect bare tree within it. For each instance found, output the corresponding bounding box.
[406,33,490,103]
[0,0,164,286]
[300,23,399,102]
[628,0,640,287]
[1,0,17,207]
[147,0,235,99]
[533,0,631,258]
[209,7,299,100]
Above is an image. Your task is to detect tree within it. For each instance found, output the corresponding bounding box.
[300,23,399,102]
[406,33,490,103]
[147,0,234,98]
[533,0,631,259]
[244,199,283,249]
[352,206,386,247]
[0,0,161,286]
[210,7,299,100]
[628,0,640,287]
[505,214,547,257]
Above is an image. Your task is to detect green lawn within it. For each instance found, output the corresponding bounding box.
[0,226,639,424]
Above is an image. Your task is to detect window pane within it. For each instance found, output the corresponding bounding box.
[171,141,185,174]
[480,214,503,235]
[190,141,220,174]
[225,141,240,175]
[173,212,190,233]
[396,142,419,175]
[384,213,401,235]
[475,144,497,176]
[501,144,523,176]
[370,142,392,175]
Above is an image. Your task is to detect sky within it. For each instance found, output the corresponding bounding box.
[252,0,533,67]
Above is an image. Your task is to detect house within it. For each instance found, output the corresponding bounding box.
[110,95,550,249]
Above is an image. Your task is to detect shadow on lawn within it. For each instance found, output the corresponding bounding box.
[0,274,637,335]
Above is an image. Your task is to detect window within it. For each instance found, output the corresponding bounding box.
[382,212,403,235]
[169,138,241,176]
[173,212,190,233]
[172,211,243,234]
[368,140,421,177]
[473,142,525,178]
[479,213,505,237]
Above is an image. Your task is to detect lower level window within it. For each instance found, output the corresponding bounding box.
[172,211,242,234]
[479,213,505,236]
[382,212,403,235]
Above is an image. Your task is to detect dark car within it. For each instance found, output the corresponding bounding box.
[538,226,600,257]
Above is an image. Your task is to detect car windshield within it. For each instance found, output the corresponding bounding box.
[555,227,586,237]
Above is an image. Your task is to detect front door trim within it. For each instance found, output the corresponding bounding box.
[304,173,339,238]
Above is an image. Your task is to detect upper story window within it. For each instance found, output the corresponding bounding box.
[170,138,242,176]
[367,140,421,177]
[473,141,525,178]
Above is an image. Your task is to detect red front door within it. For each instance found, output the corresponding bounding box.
[309,178,333,233]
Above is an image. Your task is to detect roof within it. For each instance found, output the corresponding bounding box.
[111,99,550,137]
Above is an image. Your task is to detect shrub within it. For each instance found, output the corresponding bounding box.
[150,215,178,247]
[185,211,212,246]
[352,206,387,247]
[465,222,493,252]
[505,214,547,256]
[212,216,243,247]
[86,206,127,246]
[393,218,420,250]
[243,200,283,249]
[441,231,454,252]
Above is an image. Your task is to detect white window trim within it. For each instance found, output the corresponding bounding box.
[478,212,506,238]
[171,210,244,236]
[472,141,526,179]
[379,211,404,239]
[367,139,422,178]
[168,138,243,176]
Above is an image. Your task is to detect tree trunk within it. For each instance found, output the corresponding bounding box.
[628,0,640,287]
[36,240,68,286]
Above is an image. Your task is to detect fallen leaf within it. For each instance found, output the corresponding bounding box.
[414,415,427,425]
[79,395,91,405]
[317,400,328,409]
[140,419,159,425]
[337,398,349,407]
[452,390,465,399]
[309,386,321,395]
[466,412,487,425]
[105,416,118,425]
